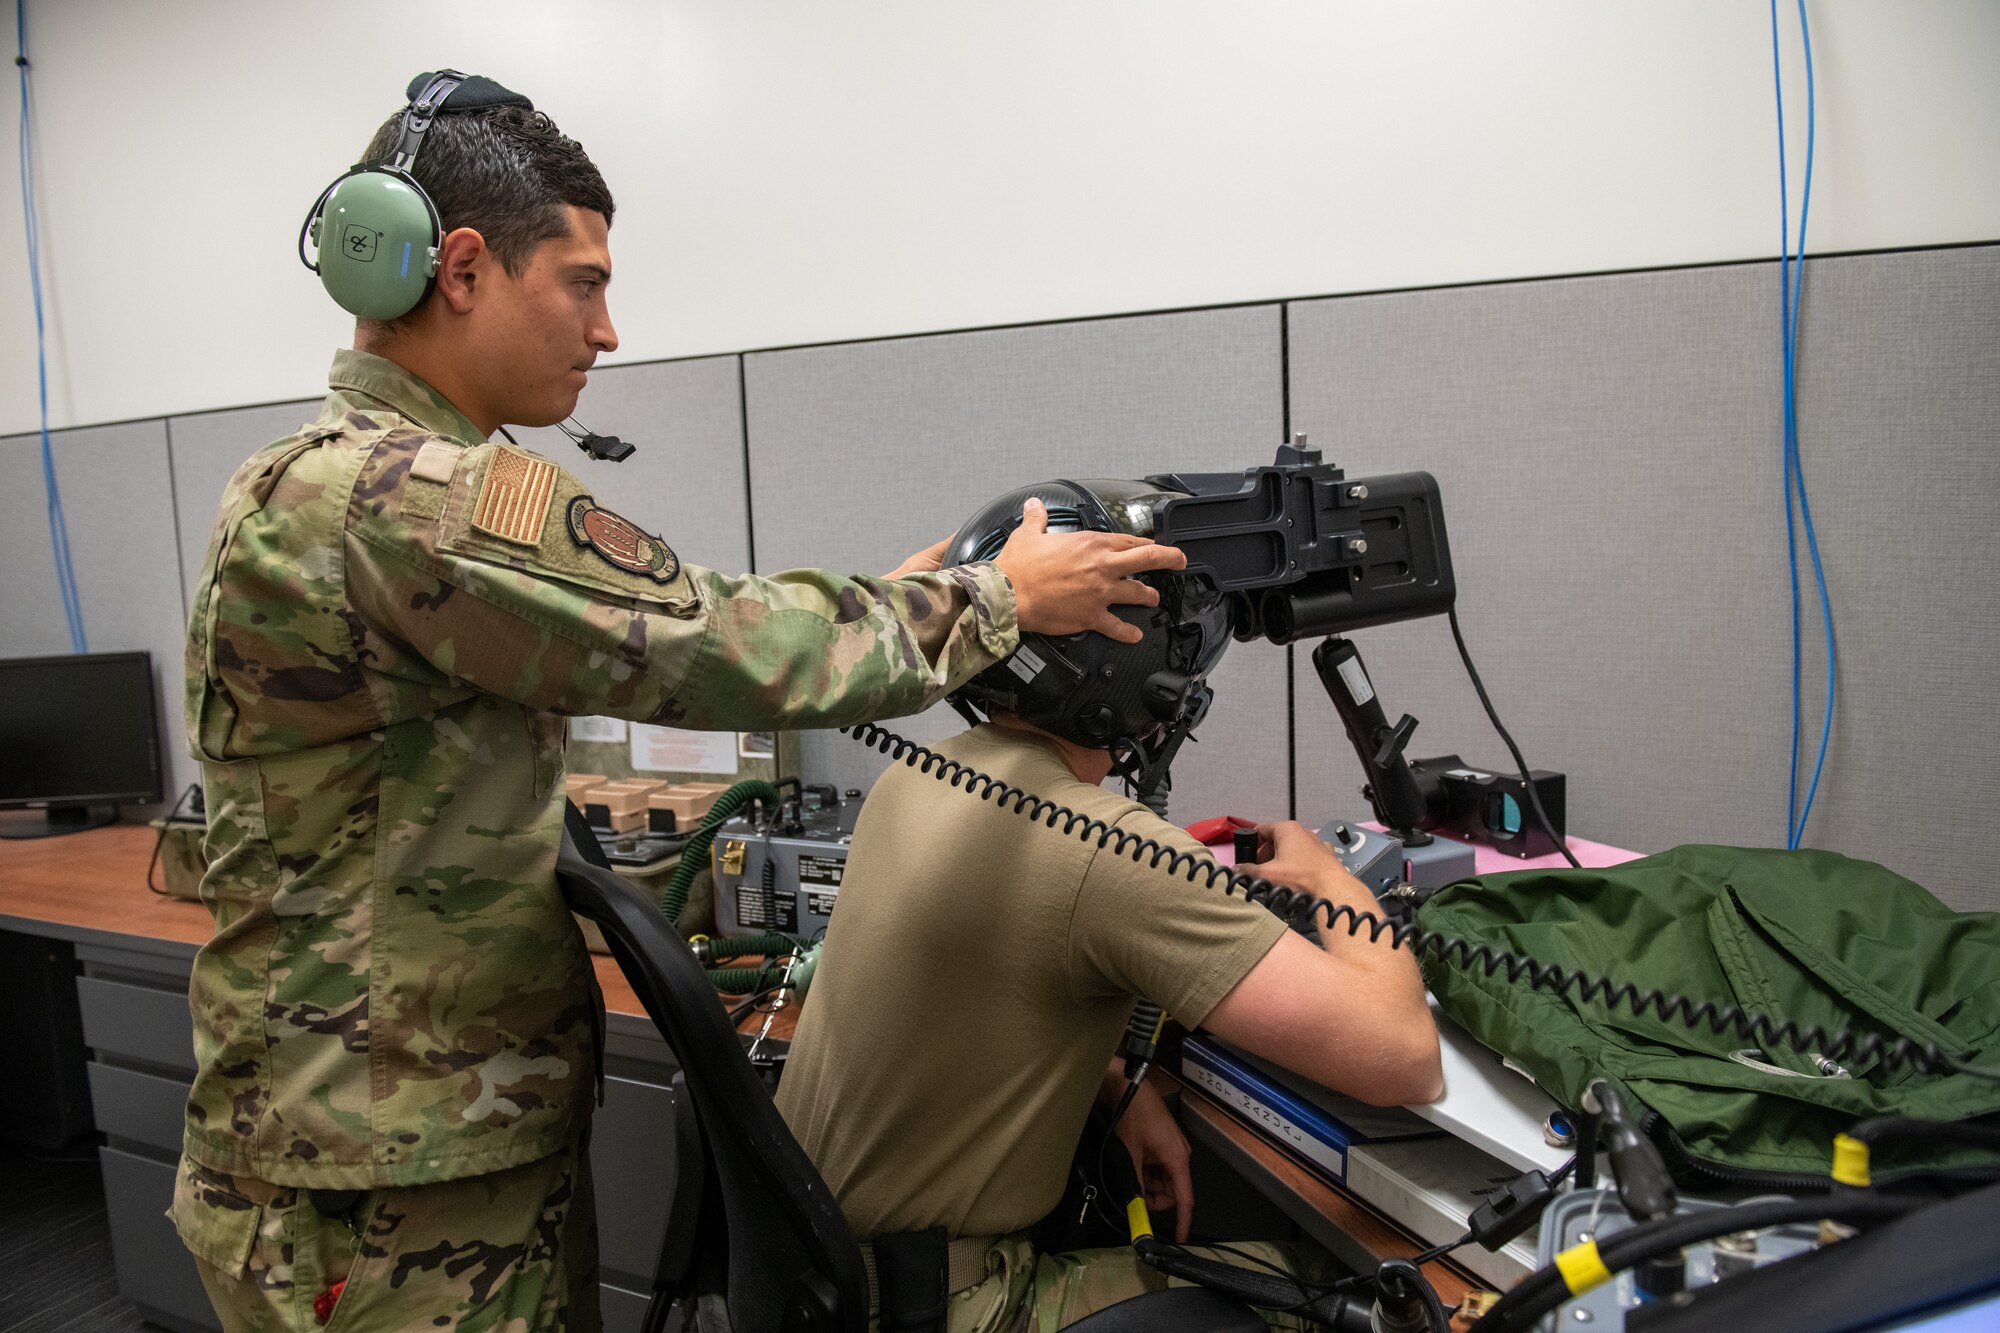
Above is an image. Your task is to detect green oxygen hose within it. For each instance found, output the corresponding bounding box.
[709,942,822,998]
[701,932,799,961]
[708,963,784,995]
[660,779,778,922]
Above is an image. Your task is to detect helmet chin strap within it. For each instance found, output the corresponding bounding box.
[1117,684,1214,807]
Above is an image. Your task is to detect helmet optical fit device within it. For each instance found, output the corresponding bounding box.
[298,70,531,319]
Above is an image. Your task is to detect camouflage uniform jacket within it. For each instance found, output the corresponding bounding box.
[183,349,1016,1189]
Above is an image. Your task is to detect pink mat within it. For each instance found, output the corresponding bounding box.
[1206,824,1642,873]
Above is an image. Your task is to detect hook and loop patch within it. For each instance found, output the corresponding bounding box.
[566,496,681,584]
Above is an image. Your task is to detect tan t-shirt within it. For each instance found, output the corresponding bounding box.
[775,724,1287,1240]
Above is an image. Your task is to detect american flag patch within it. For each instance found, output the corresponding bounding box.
[471,446,558,546]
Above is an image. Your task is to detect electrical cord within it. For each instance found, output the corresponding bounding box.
[1771,0,1833,851]
[16,0,86,653]
[1408,1228,1473,1268]
[1087,1080,1145,1237]
[145,784,203,896]
[1835,1116,2000,1186]
[1467,1189,1922,1333]
[1132,1239,1369,1329]
[1374,1256,1450,1333]
[842,721,2000,1086]
[724,986,788,1024]
[1446,609,1578,869]
[1340,1155,1573,1288]
[1092,1092,1367,1323]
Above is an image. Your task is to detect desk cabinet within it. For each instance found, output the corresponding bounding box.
[43,932,682,1333]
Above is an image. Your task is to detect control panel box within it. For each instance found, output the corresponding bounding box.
[711,791,858,939]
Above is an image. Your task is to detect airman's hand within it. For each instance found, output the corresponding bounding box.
[1112,1080,1194,1243]
[993,498,1187,644]
[1248,821,1374,908]
[884,536,951,580]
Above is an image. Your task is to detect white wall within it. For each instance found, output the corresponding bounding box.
[2,0,1996,436]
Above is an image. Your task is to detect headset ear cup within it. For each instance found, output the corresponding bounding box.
[309,168,442,320]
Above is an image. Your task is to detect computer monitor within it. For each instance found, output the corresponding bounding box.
[0,651,164,839]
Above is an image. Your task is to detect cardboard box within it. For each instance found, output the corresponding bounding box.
[563,772,608,801]
[582,779,668,832]
[647,783,725,832]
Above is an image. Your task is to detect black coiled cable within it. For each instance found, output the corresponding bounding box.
[842,722,2000,1085]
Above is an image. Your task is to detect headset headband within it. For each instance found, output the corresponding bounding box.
[381,70,467,174]
[301,68,533,318]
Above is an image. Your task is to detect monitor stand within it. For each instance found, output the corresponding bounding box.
[0,804,119,840]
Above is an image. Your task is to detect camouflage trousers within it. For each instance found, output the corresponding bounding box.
[170,1141,599,1332]
[915,1234,1336,1332]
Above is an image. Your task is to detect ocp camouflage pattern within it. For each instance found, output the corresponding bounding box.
[182,349,1017,1188]
[921,1234,1333,1331]
[171,1144,599,1330]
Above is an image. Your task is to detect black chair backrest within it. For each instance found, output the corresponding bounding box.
[556,845,868,1332]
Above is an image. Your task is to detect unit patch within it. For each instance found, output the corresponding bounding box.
[471,446,558,546]
[566,496,681,584]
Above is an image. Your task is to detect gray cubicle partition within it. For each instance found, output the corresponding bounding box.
[0,419,198,811]
[1286,246,2000,911]
[509,354,754,577]
[743,305,1294,824]
[2,244,1994,901]
[166,399,322,612]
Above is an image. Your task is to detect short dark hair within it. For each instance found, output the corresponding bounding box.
[359,104,614,307]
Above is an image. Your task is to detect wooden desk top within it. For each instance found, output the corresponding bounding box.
[0,824,214,947]
[2,826,1469,1296]
[0,823,802,1029]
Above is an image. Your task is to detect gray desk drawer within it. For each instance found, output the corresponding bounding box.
[76,975,197,1075]
[100,1145,220,1332]
[88,1060,192,1152]
[601,1279,653,1333]
[592,1073,678,1289]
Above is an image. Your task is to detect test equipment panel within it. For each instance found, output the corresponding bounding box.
[710,786,856,939]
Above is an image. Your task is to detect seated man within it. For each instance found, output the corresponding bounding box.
[776,479,1444,1332]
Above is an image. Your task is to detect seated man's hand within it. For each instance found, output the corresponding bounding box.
[884,536,951,580]
[994,498,1187,644]
[1247,821,1374,908]
[1111,1080,1194,1243]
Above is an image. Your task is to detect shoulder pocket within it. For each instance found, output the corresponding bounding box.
[436,447,701,614]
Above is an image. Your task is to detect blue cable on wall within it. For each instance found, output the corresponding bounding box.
[1770,0,1833,850]
[16,0,87,653]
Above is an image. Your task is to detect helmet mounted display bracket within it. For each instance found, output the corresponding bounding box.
[1147,438,1458,834]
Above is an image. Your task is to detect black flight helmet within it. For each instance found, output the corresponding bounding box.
[942,478,1234,798]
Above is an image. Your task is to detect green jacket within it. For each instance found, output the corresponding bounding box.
[1419,844,2000,1185]
[183,349,1017,1188]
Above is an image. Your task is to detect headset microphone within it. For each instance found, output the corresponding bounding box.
[559,418,636,463]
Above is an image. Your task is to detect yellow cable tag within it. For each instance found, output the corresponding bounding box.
[1555,1239,1611,1295]
[1832,1133,1872,1187]
[1125,1197,1153,1244]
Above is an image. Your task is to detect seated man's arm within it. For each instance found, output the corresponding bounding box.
[1096,1060,1195,1242]
[1203,822,1444,1107]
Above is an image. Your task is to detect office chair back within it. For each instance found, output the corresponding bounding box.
[556,843,868,1333]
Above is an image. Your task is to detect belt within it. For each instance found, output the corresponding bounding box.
[858,1234,998,1319]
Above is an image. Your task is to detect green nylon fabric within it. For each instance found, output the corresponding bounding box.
[1416,844,2000,1185]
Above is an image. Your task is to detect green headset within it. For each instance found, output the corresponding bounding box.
[299,70,531,320]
